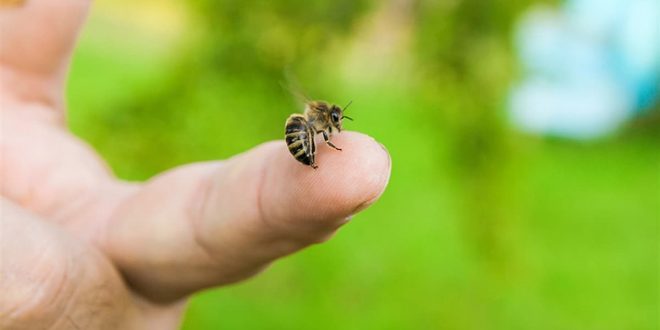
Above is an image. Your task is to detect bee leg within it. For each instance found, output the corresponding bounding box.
[322,131,342,151]
[311,164,318,169]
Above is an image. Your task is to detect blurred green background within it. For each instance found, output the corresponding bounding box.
[66,0,659,329]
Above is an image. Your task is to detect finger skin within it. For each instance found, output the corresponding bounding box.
[0,0,91,110]
[0,200,141,330]
[105,132,391,302]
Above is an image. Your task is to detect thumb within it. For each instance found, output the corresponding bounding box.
[103,132,391,302]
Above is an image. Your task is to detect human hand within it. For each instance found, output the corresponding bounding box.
[0,1,391,329]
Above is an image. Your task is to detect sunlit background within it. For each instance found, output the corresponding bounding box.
[67,0,659,329]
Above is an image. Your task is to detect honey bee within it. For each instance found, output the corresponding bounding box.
[0,0,26,7]
[285,100,353,169]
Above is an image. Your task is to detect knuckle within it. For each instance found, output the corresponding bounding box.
[1,245,74,329]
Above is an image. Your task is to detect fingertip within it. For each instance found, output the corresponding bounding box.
[315,131,391,214]
[262,131,391,229]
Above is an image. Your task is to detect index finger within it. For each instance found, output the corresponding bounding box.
[0,0,90,109]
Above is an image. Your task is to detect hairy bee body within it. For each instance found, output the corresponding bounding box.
[284,100,352,169]
[285,114,316,168]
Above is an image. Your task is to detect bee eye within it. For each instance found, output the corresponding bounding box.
[332,112,340,122]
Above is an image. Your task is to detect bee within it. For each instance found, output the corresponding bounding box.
[285,100,353,169]
[0,0,26,7]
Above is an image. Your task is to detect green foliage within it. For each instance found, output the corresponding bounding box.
[190,0,369,75]
[67,1,659,329]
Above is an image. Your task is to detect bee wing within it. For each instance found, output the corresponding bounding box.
[280,68,311,110]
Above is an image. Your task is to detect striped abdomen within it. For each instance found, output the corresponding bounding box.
[285,114,317,168]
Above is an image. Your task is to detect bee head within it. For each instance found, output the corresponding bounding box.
[330,101,352,132]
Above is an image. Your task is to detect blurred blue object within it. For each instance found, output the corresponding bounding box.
[509,0,660,139]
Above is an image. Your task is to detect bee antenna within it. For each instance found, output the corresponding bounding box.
[342,115,353,121]
[342,100,353,112]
